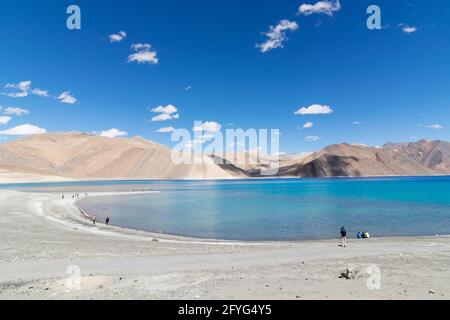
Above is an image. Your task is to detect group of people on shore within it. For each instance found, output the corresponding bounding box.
[61,193,88,200]
[340,227,371,247]
[92,215,110,226]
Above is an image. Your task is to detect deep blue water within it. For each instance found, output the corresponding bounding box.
[3,177,450,241]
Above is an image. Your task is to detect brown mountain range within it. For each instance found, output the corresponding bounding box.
[0,133,448,182]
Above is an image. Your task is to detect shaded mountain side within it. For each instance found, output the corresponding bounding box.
[273,143,442,177]
[276,154,361,177]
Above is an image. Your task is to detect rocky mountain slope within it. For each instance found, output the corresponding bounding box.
[0,133,449,181]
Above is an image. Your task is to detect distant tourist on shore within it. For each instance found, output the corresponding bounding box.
[340,226,347,247]
[106,217,110,225]
[357,231,371,239]
[93,216,96,225]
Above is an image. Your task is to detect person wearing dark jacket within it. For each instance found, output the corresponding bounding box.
[340,226,347,247]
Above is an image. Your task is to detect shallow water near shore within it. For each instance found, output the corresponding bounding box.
[16,176,444,241]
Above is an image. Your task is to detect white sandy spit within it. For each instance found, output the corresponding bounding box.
[0,189,449,300]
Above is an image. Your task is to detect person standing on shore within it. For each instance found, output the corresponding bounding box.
[106,217,110,225]
[340,226,347,247]
[93,216,96,225]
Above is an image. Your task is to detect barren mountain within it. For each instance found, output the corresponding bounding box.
[0,133,449,182]
[383,140,450,174]
[275,141,450,178]
[0,132,240,181]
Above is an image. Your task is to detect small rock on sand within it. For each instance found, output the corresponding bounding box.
[339,267,360,280]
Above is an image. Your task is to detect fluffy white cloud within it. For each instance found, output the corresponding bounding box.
[128,43,158,64]
[193,121,222,133]
[0,116,12,125]
[156,127,176,133]
[57,91,77,104]
[152,105,178,115]
[257,19,298,53]
[353,121,363,125]
[3,81,31,98]
[299,0,341,16]
[295,104,333,115]
[152,114,173,122]
[305,135,321,141]
[151,104,179,122]
[0,124,46,135]
[31,88,49,97]
[99,128,128,138]
[426,124,443,130]
[3,107,30,116]
[402,26,418,34]
[109,31,127,42]
[303,121,314,128]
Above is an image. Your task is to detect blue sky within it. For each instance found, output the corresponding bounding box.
[0,0,449,153]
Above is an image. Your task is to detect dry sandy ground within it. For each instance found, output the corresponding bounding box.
[0,171,74,184]
[0,190,449,300]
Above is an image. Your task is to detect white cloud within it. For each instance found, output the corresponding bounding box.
[299,0,341,16]
[193,121,222,133]
[152,114,173,122]
[151,104,178,115]
[99,128,128,138]
[131,43,152,51]
[3,81,31,98]
[401,25,418,34]
[185,86,192,91]
[257,19,298,53]
[303,121,314,128]
[0,124,46,135]
[3,107,30,116]
[31,88,49,97]
[295,104,333,115]
[57,91,77,104]
[305,135,321,141]
[156,127,175,133]
[426,124,443,130]
[353,121,363,125]
[150,104,179,122]
[128,43,159,64]
[0,116,12,125]
[109,31,127,42]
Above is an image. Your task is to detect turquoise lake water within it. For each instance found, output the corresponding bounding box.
[3,177,450,241]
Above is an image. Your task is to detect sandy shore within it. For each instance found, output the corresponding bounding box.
[0,189,450,300]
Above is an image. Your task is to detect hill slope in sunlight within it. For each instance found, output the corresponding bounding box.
[0,132,240,181]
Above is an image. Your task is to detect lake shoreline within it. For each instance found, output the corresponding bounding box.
[2,174,450,186]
